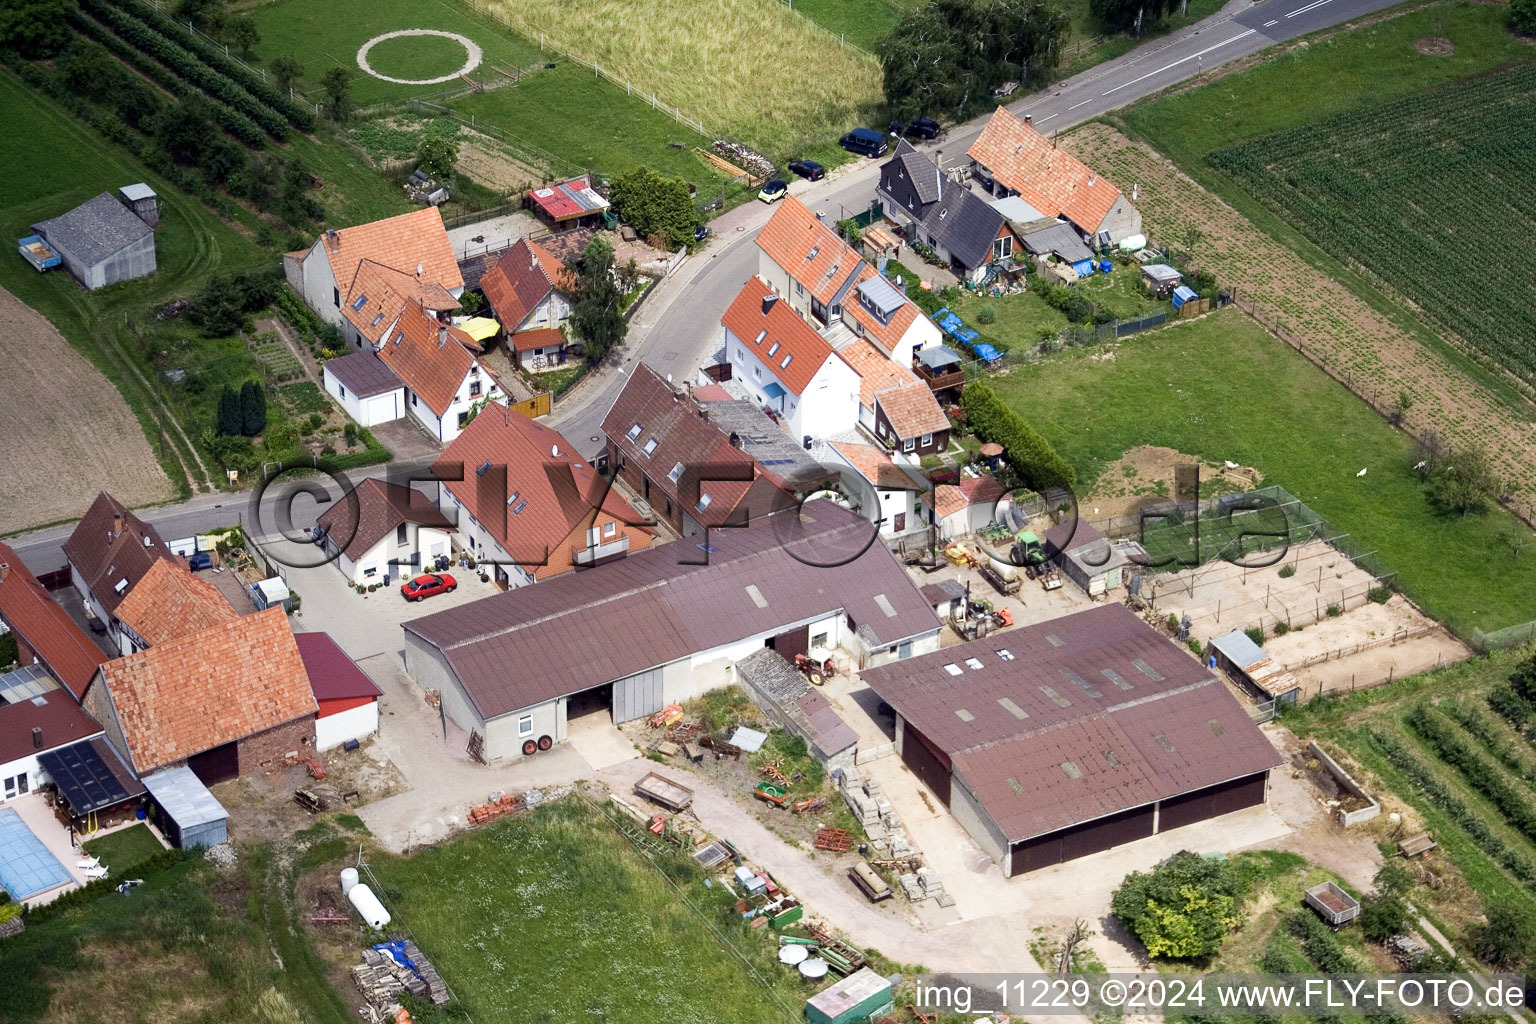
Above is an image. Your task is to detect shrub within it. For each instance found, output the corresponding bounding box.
[960,381,1074,492]
[1111,852,1248,961]
[1471,902,1536,968]
[0,631,17,668]
[609,167,697,250]
[216,385,242,436]
[1186,637,1203,656]
[1244,626,1264,647]
[307,413,324,432]
[1368,585,1392,604]
[1278,563,1296,578]
[239,380,267,436]
[1326,603,1342,618]
[975,306,996,325]
[1272,621,1290,637]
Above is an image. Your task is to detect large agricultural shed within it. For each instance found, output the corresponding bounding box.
[860,603,1281,875]
[403,501,942,762]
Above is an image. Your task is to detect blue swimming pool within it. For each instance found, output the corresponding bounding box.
[0,807,73,900]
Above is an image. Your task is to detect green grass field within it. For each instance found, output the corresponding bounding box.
[247,0,539,106]
[450,63,728,190]
[984,309,1536,634]
[1208,63,1536,388]
[483,0,883,153]
[366,799,814,1023]
[81,824,165,870]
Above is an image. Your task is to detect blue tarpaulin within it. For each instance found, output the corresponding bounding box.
[373,942,419,975]
[1072,258,1096,276]
[971,343,1001,363]
[1172,285,1199,308]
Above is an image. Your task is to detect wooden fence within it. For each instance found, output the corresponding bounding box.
[507,391,551,419]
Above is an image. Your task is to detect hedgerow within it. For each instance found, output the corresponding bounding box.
[1442,702,1536,789]
[1406,703,1536,846]
[960,381,1075,492]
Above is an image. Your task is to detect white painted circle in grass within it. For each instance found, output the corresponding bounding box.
[356,29,482,85]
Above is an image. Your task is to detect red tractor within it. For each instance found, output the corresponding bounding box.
[793,653,835,685]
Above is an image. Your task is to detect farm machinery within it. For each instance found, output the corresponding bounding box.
[793,652,835,685]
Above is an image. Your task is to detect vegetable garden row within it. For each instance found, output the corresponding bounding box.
[1208,63,1536,388]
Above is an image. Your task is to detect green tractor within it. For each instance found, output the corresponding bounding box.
[1014,529,1044,565]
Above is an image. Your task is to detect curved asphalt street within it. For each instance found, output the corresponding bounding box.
[6,0,1407,572]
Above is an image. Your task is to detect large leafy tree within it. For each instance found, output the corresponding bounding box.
[416,135,458,183]
[569,236,637,364]
[878,0,1068,120]
[320,66,353,122]
[1111,853,1248,961]
[1511,0,1536,35]
[1090,0,1175,34]
[609,167,699,251]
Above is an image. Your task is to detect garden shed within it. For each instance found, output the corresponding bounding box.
[805,968,893,1024]
[140,765,228,849]
[1208,631,1301,703]
[1140,264,1182,295]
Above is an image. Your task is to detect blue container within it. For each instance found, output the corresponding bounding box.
[1099,260,1112,274]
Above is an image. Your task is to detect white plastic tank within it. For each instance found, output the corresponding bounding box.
[340,867,359,896]
[347,882,391,929]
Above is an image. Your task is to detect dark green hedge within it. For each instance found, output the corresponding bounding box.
[24,847,186,926]
[959,381,1074,492]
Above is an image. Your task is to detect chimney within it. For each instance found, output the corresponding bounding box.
[32,727,42,751]
[729,431,741,448]
[815,211,824,221]
[437,326,448,348]
[761,293,778,316]
[111,513,123,540]
[0,563,8,583]
[530,251,538,270]
[326,229,339,252]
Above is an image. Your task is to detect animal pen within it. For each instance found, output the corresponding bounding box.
[1091,486,1399,638]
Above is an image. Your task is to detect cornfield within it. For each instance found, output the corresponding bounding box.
[480,0,883,153]
[1209,63,1536,387]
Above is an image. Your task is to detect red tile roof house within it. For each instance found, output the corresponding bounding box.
[825,442,929,540]
[754,197,942,367]
[721,277,861,442]
[282,207,464,350]
[600,364,802,537]
[860,603,1282,876]
[375,304,507,444]
[430,406,654,589]
[0,665,106,806]
[403,499,942,762]
[479,237,575,366]
[0,545,106,702]
[838,339,952,458]
[968,108,1143,245]
[924,474,1008,540]
[316,478,456,587]
[62,492,187,657]
[80,608,319,785]
[294,632,383,751]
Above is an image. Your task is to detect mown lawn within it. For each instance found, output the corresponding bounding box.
[247,0,540,106]
[82,824,165,870]
[365,799,812,1024]
[984,309,1536,634]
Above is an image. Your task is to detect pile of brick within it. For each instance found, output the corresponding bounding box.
[839,772,954,906]
[898,867,954,907]
[467,792,525,824]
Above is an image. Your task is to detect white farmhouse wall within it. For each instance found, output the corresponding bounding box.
[315,701,379,751]
[297,241,342,326]
[322,366,403,428]
[1096,195,1143,245]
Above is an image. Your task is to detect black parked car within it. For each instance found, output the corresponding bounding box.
[889,117,942,141]
[787,160,825,181]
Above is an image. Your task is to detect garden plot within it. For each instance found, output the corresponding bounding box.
[1062,123,1536,520]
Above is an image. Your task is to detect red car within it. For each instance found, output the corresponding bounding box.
[400,572,456,601]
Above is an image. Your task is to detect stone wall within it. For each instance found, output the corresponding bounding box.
[236,714,317,774]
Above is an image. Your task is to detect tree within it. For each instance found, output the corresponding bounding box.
[1359,861,1413,943]
[320,66,353,122]
[1428,446,1497,517]
[270,56,303,95]
[1512,0,1536,35]
[217,385,242,436]
[240,380,267,436]
[1091,0,1175,34]
[569,235,636,363]
[877,0,1068,121]
[1413,429,1448,479]
[0,0,79,58]
[1470,901,1536,968]
[1111,853,1248,961]
[1511,651,1536,707]
[226,15,259,58]
[608,167,698,251]
[415,135,458,183]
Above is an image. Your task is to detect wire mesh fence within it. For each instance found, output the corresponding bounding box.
[1472,620,1536,654]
